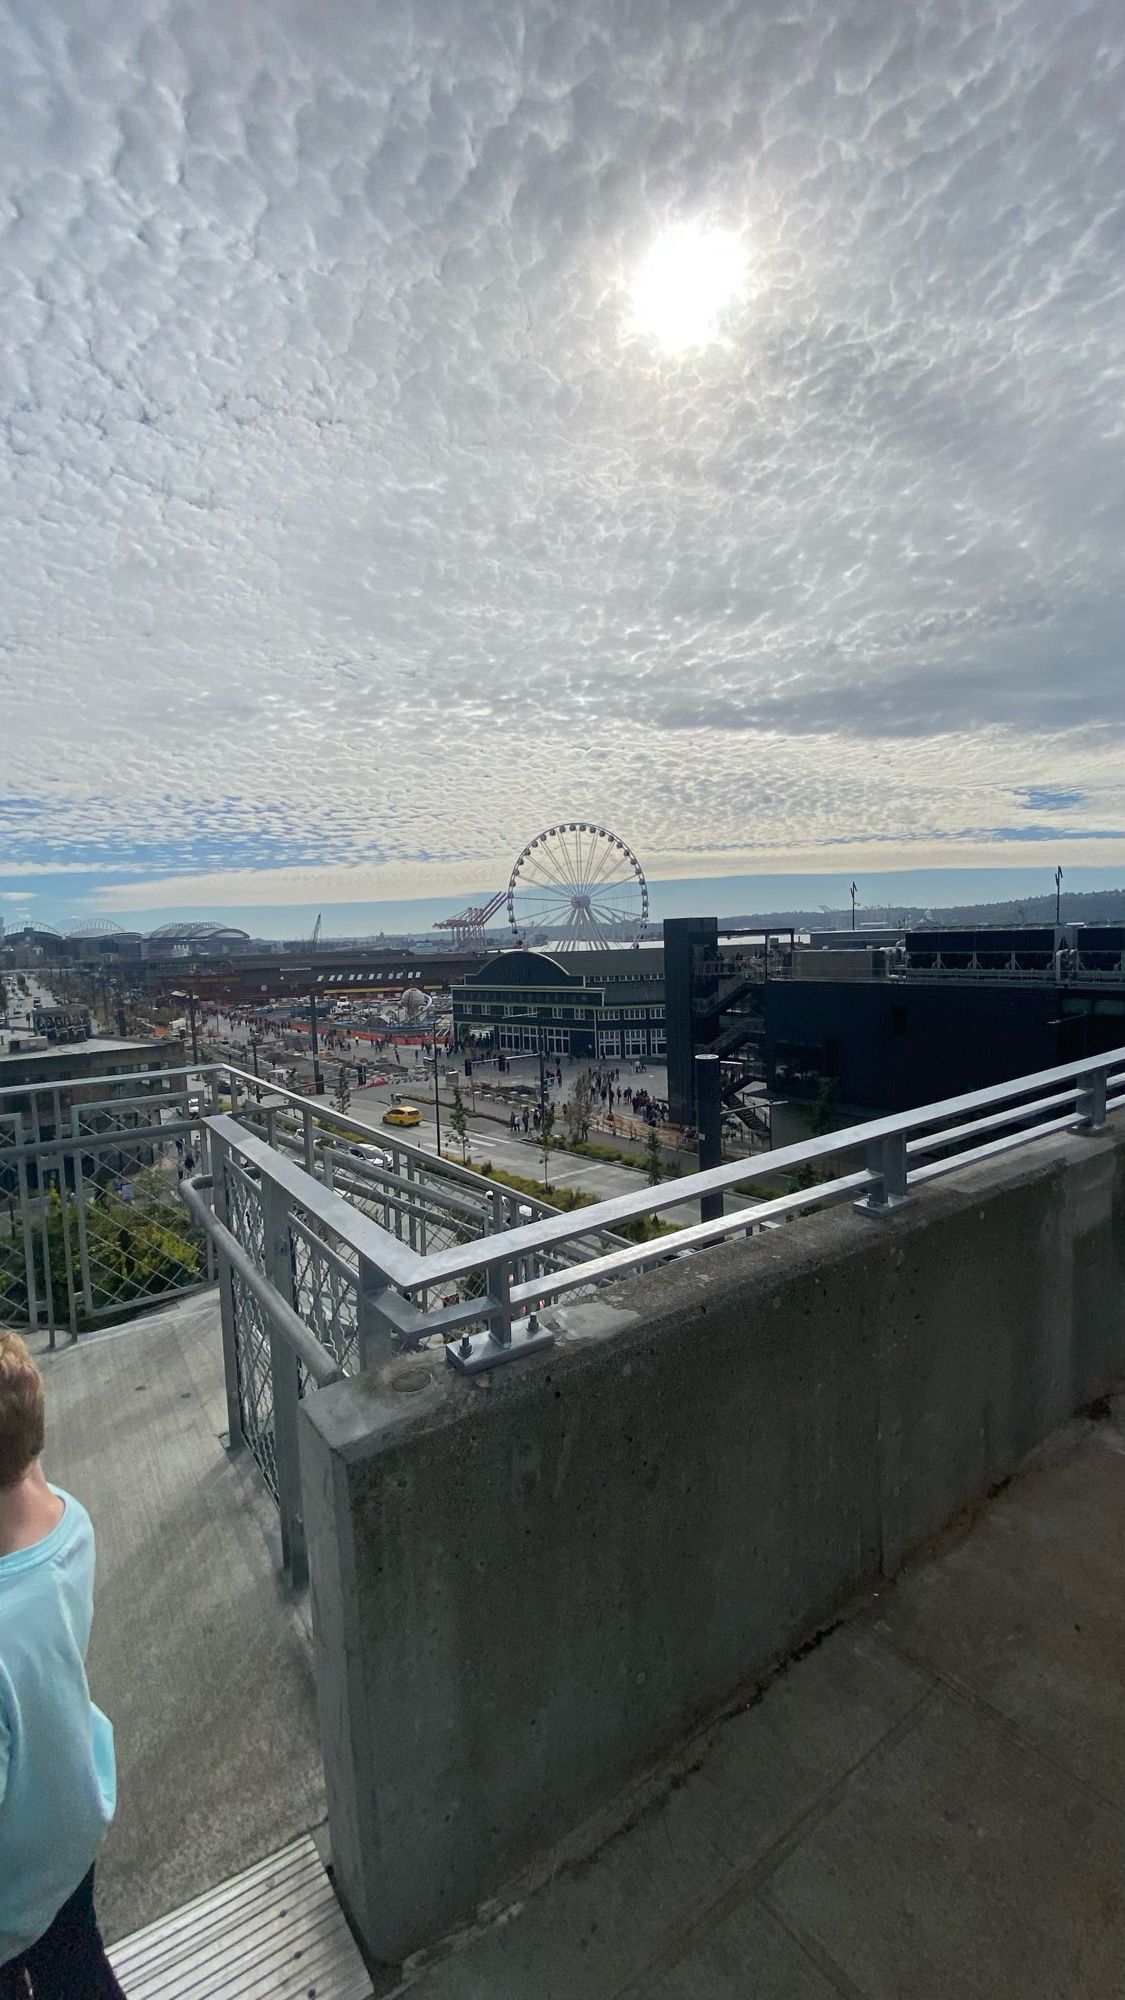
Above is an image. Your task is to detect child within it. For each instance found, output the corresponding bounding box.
[0,1332,124,1997]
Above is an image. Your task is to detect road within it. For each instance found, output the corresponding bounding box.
[205,1013,776,1228]
[306,1091,714,1219]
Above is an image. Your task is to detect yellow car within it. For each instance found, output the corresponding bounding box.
[382,1104,422,1128]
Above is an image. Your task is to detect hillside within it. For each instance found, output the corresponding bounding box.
[725,888,1125,932]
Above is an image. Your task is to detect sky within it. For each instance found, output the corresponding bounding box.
[2,0,1124,939]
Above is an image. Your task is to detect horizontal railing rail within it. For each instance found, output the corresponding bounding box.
[179,1045,1125,1384]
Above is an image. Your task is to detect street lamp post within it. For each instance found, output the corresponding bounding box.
[850,881,858,933]
[171,991,200,1066]
[308,991,323,1094]
[1055,864,1063,925]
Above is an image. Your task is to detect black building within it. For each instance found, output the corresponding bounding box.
[764,967,1125,1115]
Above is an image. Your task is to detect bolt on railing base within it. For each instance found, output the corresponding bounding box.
[446,1317,556,1375]
[852,1193,917,1218]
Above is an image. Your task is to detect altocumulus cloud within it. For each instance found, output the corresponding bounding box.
[1,0,1125,912]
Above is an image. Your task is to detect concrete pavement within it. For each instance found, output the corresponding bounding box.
[387,1397,1125,1998]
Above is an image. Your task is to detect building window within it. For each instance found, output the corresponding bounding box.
[624,1029,647,1057]
[599,1032,621,1058]
[650,1035,666,1057]
[545,1028,570,1055]
[649,1006,664,1021]
[499,1026,541,1052]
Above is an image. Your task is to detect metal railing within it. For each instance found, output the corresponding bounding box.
[168,1045,1125,1578]
[6,1046,1124,1581]
[0,1057,621,1343]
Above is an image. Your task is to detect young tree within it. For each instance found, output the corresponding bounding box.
[644,1125,663,1186]
[566,1071,594,1144]
[333,1064,351,1114]
[539,1100,556,1189]
[450,1078,469,1163]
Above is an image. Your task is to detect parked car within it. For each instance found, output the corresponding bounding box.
[383,1105,421,1128]
[347,1143,391,1168]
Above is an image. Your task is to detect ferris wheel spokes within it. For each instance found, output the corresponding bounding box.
[506,823,649,951]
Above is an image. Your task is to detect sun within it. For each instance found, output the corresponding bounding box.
[628,224,746,354]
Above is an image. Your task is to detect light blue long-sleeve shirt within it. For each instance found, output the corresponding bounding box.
[0,1487,116,1963]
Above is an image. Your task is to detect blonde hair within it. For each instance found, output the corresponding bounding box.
[0,1332,45,1487]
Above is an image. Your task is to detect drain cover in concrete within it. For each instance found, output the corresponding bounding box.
[109,1833,371,1998]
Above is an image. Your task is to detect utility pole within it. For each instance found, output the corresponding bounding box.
[1055,864,1063,925]
[851,881,858,933]
[537,1026,547,1118]
[432,1027,442,1154]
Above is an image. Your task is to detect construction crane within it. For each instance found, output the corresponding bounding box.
[432,888,506,949]
[310,913,322,948]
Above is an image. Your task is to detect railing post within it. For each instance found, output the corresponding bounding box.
[70,1104,95,1317]
[29,1096,56,1349]
[261,1175,308,1590]
[357,1253,397,1373]
[1077,1068,1108,1132]
[486,1255,513,1353]
[52,1089,79,1340]
[855,1131,912,1216]
[302,1105,316,1177]
[209,1134,245,1454]
[15,1112,38,1334]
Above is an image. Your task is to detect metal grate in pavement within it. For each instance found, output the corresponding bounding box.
[108,1833,372,1999]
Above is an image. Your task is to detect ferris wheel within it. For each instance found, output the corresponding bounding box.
[507,824,649,950]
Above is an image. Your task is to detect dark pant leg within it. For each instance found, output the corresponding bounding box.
[19,1868,126,2000]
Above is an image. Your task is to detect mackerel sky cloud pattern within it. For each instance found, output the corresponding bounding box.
[2,0,1124,918]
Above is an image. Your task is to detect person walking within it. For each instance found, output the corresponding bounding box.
[0,1332,124,1998]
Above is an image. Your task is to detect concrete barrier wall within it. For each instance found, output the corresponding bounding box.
[299,1126,1125,1964]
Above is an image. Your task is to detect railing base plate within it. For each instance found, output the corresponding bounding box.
[853,1194,917,1218]
[446,1322,556,1374]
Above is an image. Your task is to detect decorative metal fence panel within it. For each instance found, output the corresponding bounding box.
[0,1083,210,1342]
[289,1217,360,1375]
[222,1154,278,1498]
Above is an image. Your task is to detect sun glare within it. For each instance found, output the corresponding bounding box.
[629,224,746,354]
